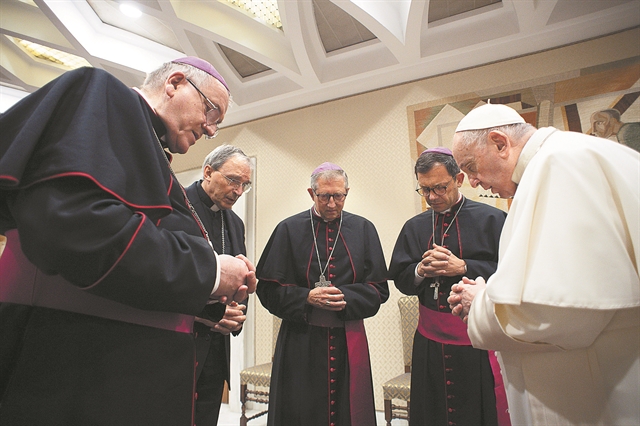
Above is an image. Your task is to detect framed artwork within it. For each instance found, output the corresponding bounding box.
[407,56,640,212]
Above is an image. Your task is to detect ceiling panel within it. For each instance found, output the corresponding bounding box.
[0,0,637,126]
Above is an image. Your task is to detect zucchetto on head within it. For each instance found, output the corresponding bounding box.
[172,56,229,93]
[312,162,343,176]
[455,104,525,132]
[420,147,453,156]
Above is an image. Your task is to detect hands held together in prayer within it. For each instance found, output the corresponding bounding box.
[196,301,247,335]
[212,254,257,305]
[308,286,347,311]
[448,276,486,323]
[418,244,467,278]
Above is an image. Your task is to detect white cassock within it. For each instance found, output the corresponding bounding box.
[467,127,640,425]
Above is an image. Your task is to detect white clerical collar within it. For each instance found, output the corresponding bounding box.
[512,127,558,184]
[311,206,332,222]
[210,203,221,212]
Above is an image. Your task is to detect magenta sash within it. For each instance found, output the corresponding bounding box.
[418,304,511,426]
[417,303,471,345]
[345,320,376,426]
[0,229,194,333]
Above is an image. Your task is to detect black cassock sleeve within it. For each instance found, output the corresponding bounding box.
[6,174,216,316]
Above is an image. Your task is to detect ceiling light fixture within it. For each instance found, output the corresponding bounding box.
[225,0,282,30]
[10,37,92,69]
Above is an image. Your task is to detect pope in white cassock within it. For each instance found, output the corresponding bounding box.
[447,104,639,426]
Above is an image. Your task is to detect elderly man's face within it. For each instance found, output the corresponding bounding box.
[416,164,463,213]
[452,133,518,198]
[309,177,348,222]
[161,73,229,154]
[202,156,251,210]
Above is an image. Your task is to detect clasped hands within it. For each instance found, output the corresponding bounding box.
[211,254,257,305]
[417,244,466,278]
[307,286,347,311]
[447,276,486,323]
[196,302,247,335]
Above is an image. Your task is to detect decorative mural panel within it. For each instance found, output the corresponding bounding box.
[407,57,640,213]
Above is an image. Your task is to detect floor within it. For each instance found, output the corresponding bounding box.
[216,403,409,426]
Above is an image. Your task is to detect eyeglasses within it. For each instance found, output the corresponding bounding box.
[218,171,252,193]
[416,178,454,197]
[186,77,222,139]
[314,192,347,203]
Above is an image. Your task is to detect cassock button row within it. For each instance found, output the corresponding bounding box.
[448,422,456,426]
[330,335,335,340]
[448,408,455,413]
[331,389,336,394]
[330,368,336,372]
[330,346,336,350]
[446,380,454,385]
[445,355,452,359]
[329,264,336,269]
[331,423,336,426]
[331,412,335,416]
[331,379,336,383]
[328,238,334,242]
[446,368,453,372]
[444,222,449,227]
[329,274,335,279]
[331,357,336,361]
[439,305,446,310]
[447,395,454,399]
[331,401,336,406]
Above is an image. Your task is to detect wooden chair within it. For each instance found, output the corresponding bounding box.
[382,295,419,425]
[239,315,281,426]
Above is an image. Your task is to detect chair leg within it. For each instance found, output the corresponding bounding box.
[384,398,392,426]
[240,384,248,426]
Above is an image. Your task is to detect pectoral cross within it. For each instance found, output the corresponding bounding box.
[315,274,331,287]
[430,280,440,299]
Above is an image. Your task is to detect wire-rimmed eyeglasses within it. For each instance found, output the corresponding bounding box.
[219,171,252,193]
[186,77,221,139]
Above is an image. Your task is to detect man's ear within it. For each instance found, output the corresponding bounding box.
[307,188,315,201]
[203,165,213,181]
[489,130,510,158]
[166,72,186,96]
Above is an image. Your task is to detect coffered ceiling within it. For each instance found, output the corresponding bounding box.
[1,0,639,125]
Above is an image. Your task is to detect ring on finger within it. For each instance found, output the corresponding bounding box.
[326,300,331,306]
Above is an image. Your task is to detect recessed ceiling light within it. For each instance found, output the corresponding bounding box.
[119,3,142,19]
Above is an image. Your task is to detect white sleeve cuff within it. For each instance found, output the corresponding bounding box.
[210,244,221,297]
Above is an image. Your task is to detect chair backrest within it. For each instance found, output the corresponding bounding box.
[398,295,419,371]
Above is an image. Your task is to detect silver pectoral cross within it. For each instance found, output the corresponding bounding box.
[315,274,331,288]
[430,280,440,299]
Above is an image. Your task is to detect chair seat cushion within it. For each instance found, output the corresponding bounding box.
[240,362,272,387]
[382,372,411,400]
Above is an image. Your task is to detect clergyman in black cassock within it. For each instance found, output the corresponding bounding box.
[257,162,389,426]
[389,148,509,426]
[0,58,255,425]
[185,145,252,426]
